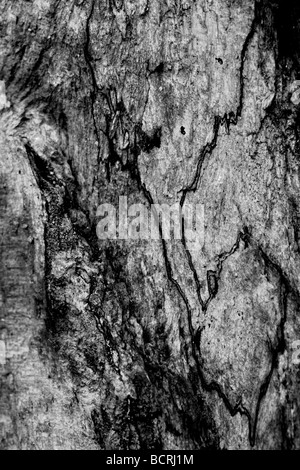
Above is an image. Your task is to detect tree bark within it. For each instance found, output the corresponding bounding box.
[1,0,300,450]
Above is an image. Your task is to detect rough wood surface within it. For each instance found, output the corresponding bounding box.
[1,0,300,449]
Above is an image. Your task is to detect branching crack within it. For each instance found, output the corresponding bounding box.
[134,1,286,447]
[192,234,289,448]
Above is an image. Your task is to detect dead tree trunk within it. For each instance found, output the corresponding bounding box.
[1,0,300,450]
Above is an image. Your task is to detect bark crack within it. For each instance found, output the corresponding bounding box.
[129,2,262,446]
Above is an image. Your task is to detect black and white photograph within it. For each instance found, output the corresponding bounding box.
[0,0,300,453]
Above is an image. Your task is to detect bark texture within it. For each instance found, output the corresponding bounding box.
[1,0,300,450]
